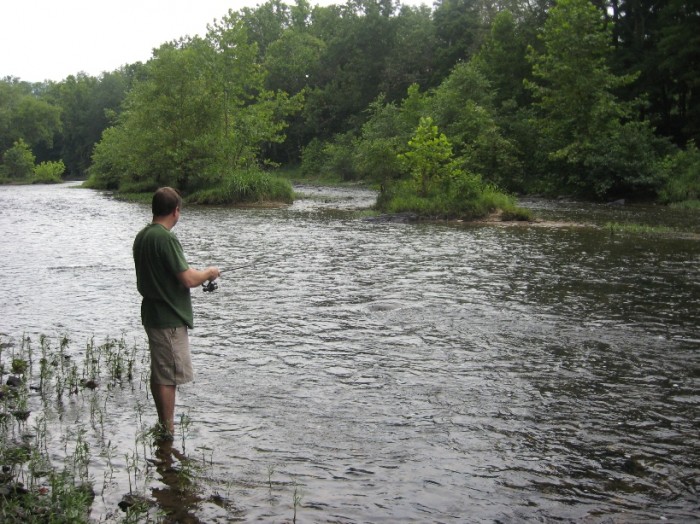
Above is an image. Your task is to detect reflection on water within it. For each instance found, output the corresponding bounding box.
[0,183,698,522]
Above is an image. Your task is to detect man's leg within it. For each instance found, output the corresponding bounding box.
[145,325,192,437]
[151,381,176,434]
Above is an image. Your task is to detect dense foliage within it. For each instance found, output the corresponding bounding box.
[0,0,697,207]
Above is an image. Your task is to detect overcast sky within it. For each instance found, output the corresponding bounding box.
[1,0,430,83]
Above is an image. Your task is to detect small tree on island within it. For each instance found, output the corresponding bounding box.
[379,117,530,221]
[398,117,461,197]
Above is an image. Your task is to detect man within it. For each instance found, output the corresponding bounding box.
[133,187,220,439]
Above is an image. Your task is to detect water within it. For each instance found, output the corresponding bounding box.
[0,183,698,522]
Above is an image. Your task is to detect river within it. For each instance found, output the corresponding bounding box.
[0,182,698,522]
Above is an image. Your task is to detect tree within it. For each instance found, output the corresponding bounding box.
[47,72,128,177]
[207,12,303,171]
[379,115,522,220]
[88,13,301,193]
[264,30,325,95]
[399,116,461,196]
[430,61,522,189]
[432,0,491,82]
[303,0,401,139]
[89,38,229,191]
[241,0,291,58]
[0,78,61,158]
[526,0,663,197]
[264,29,325,162]
[655,0,700,144]
[473,9,532,108]
[380,5,437,98]
[610,0,700,146]
[352,96,412,183]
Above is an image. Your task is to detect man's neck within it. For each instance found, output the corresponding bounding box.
[152,216,175,231]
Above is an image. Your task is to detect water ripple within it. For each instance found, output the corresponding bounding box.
[0,183,698,522]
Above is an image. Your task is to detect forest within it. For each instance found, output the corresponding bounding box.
[0,0,698,213]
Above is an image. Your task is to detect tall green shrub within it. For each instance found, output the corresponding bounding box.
[33,160,65,184]
[2,139,35,180]
[658,142,700,204]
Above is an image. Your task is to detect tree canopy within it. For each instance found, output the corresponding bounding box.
[0,0,697,204]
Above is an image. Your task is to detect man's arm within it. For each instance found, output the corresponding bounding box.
[176,267,220,289]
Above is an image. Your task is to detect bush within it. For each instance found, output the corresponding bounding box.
[377,174,529,221]
[114,179,160,194]
[299,134,359,182]
[320,134,358,181]
[300,138,325,178]
[2,139,35,180]
[33,160,65,184]
[658,142,700,204]
[578,120,669,199]
[500,206,533,221]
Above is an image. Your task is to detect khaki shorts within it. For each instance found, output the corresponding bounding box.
[145,326,193,385]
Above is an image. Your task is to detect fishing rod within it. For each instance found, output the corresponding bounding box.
[202,262,257,292]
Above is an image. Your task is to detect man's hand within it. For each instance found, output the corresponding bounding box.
[177,266,221,289]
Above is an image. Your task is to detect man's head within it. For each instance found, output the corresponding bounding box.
[152,187,182,218]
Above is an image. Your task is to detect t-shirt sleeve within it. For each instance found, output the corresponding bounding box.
[163,235,189,275]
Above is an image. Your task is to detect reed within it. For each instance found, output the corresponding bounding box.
[0,332,291,521]
[292,481,303,524]
[0,333,151,521]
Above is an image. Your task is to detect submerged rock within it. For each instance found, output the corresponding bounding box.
[6,375,23,388]
[118,493,154,512]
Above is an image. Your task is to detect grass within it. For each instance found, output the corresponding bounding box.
[84,168,296,207]
[669,199,700,210]
[605,221,675,235]
[108,192,153,204]
[377,178,533,222]
[0,334,145,522]
[187,169,294,206]
[0,333,305,522]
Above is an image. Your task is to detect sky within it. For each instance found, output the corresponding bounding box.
[1,0,430,84]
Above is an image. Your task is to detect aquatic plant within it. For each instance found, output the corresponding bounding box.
[0,332,294,521]
[605,221,674,235]
[268,463,275,492]
[179,411,192,452]
[10,359,27,375]
[0,334,149,521]
[292,481,303,524]
[124,449,139,495]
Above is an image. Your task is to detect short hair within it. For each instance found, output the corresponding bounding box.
[152,187,182,217]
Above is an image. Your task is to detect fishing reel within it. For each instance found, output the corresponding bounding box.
[202,280,218,293]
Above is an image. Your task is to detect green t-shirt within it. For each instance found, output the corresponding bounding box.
[133,223,193,329]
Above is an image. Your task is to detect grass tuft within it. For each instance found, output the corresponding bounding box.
[187,169,294,206]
